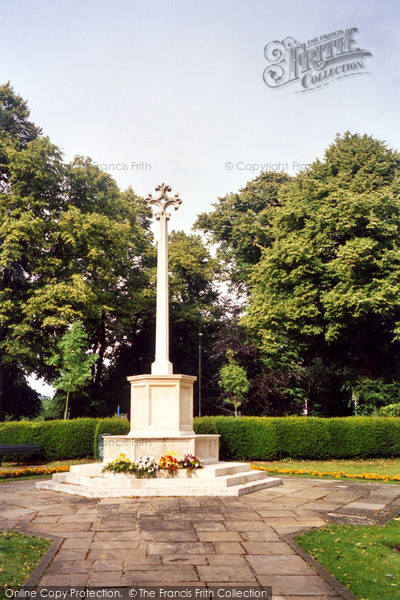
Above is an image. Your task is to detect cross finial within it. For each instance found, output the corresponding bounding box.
[145,183,182,220]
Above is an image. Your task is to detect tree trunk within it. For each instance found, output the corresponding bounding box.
[93,318,107,390]
[0,363,4,422]
[64,386,70,420]
[0,322,5,421]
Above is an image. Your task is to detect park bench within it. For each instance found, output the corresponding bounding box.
[0,444,44,465]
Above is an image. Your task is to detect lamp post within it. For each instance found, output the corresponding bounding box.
[145,184,181,375]
[198,332,203,417]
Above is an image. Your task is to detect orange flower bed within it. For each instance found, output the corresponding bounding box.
[251,464,400,482]
[0,465,70,479]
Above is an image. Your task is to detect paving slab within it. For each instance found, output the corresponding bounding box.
[197,531,242,541]
[247,554,316,575]
[124,567,199,583]
[90,540,140,549]
[147,541,214,555]
[192,521,227,531]
[257,575,339,596]
[162,555,208,565]
[242,542,297,554]
[88,571,124,586]
[240,530,281,542]
[93,531,139,541]
[197,565,257,582]
[205,554,248,566]
[212,541,245,554]
[1,475,398,598]
[45,559,93,574]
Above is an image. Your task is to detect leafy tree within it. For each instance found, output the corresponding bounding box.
[38,395,64,420]
[209,310,307,416]
[168,231,222,401]
[46,322,98,419]
[0,84,154,418]
[219,350,250,417]
[0,364,41,419]
[0,83,45,418]
[195,171,291,291]
[343,377,400,416]
[103,230,223,414]
[0,82,42,189]
[243,133,400,412]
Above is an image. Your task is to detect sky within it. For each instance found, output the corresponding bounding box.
[1,0,399,395]
[1,0,398,234]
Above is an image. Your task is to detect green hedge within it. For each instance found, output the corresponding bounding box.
[93,418,130,459]
[193,416,400,460]
[0,418,100,460]
[2,416,399,462]
[0,417,131,461]
[378,403,400,417]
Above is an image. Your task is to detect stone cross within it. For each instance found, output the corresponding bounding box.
[146,183,182,375]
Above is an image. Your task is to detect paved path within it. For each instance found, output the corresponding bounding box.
[1,476,400,599]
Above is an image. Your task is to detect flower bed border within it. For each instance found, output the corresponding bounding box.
[0,465,70,479]
[251,464,400,482]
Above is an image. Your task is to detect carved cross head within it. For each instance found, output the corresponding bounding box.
[145,183,182,220]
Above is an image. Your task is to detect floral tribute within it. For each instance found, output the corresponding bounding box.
[102,454,158,478]
[102,453,203,478]
[158,454,179,475]
[179,454,202,476]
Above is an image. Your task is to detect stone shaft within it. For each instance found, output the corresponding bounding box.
[152,212,172,375]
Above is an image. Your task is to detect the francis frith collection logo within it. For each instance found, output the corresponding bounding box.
[263,28,372,92]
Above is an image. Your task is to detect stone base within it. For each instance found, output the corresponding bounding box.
[103,433,219,465]
[35,461,282,497]
[128,374,197,437]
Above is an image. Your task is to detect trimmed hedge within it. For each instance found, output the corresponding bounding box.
[193,416,400,460]
[0,417,131,461]
[0,418,99,460]
[93,418,130,459]
[1,416,399,462]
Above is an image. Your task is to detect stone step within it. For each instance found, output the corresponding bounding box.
[198,462,252,477]
[52,464,266,490]
[36,461,281,497]
[36,474,281,497]
[68,461,252,479]
[236,477,280,496]
[224,470,268,487]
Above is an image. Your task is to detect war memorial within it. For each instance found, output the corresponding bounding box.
[36,185,281,497]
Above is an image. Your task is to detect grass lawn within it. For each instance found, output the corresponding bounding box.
[295,519,400,600]
[253,458,400,482]
[0,530,51,589]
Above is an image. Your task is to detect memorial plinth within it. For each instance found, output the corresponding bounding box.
[103,373,220,465]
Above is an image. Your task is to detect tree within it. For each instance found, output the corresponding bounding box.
[0,82,42,190]
[168,230,222,404]
[0,83,45,418]
[194,171,291,292]
[210,310,308,416]
[104,230,224,415]
[219,350,250,417]
[47,322,98,419]
[243,133,400,413]
[0,84,154,418]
